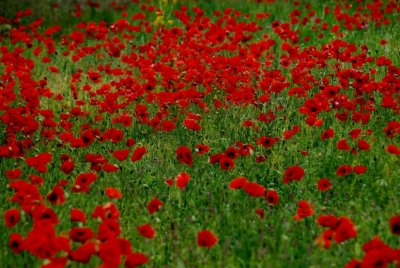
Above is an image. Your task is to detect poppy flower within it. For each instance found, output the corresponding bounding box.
[321,128,334,140]
[255,208,264,219]
[131,146,147,162]
[9,233,25,254]
[112,149,130,161]
[333,217,357,243]
[29,175,44,186]
[357,139,370,151]
[102,163,119,172]
[165,178,174,186]
[317,178,332,191]
[69,227,94,243]
[70,208,86,223]
[283,166,305,184]
[256,155,267,163]
[175,172,190,189]
[25,152,52,173]
[126,138,136,147]
[336,165,353,176]
[46,185,66,205]
[161,120,176,132]
[294,200,314,220]
[243,182,266,197]
[125,252,148,268]
[31,205,59,224]
[256,136,279,149]
[176,146,193,166]
[317,215,338,229]
[224,147,239,159]
[72,172,98,193]
[4,208,20,228]
[5,169,22,180]
[147,198,163,214]
[266,189,279,205]
[137,224,155,239]
[60,160,75,174]
[209,153,224,164]
[229,177,248,189]
[349,129,362,139]
[105,187,123,199]
[386,144,400,155]
[389,215,400,235]
[195,144,210,155]
[219,156,235,170]
[315,229,334,249]
[97,219,121,241]
[353,166,367,175]
[337,139,350,151]
[183,118,201,131]
[197,230,218,248]
[69,242,96,263]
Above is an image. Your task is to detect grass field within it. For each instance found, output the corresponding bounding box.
[1,0,400,267]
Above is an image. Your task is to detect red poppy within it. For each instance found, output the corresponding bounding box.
[105,187,123,199]
[197,230,218,248]
[333,217,357,243]
[294,200,314,220]
[125,252,148,268]
[256,155,267,163]
[112,149,130,161]
[317,215,338,229]
[9,233,25,254]
[46,185,66,205]
[353,166,367,175]
[70,208,86,223]
[336,165,353,176]
[60,160,75,174]
[224,146,239,159]
[349,129,362,139]
[69,227,94,243]
[243,182,266,197]
[69,242,96,263]
[165,178,174,186]
[219,156,235,170]
[229,177,248,189]
[256,136,279,149]
[175,172,190,189]
[317,178,332,191]
[195,144,210,155]
[336,139,350,151]
[102,163,119,172]
[4,208,20,228]
[255,208,264,219]
[137,224,155,239]
[25,152,52,173]
[357,139,370,151]
[97,219,121,241]
[5,169,22,180]
[265,189,279,205]
[183,118,201,131]
[29,175,44,186]
[389,215,400,235]
[72,172,98,193]
[321,128,334,140]
[283,166,305,184]
[131,147,147,162]
[176,146,193,166]
[386,144,400,155]
[147,198,163,214]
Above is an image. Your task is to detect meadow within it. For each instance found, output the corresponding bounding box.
[0,0,400,267]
